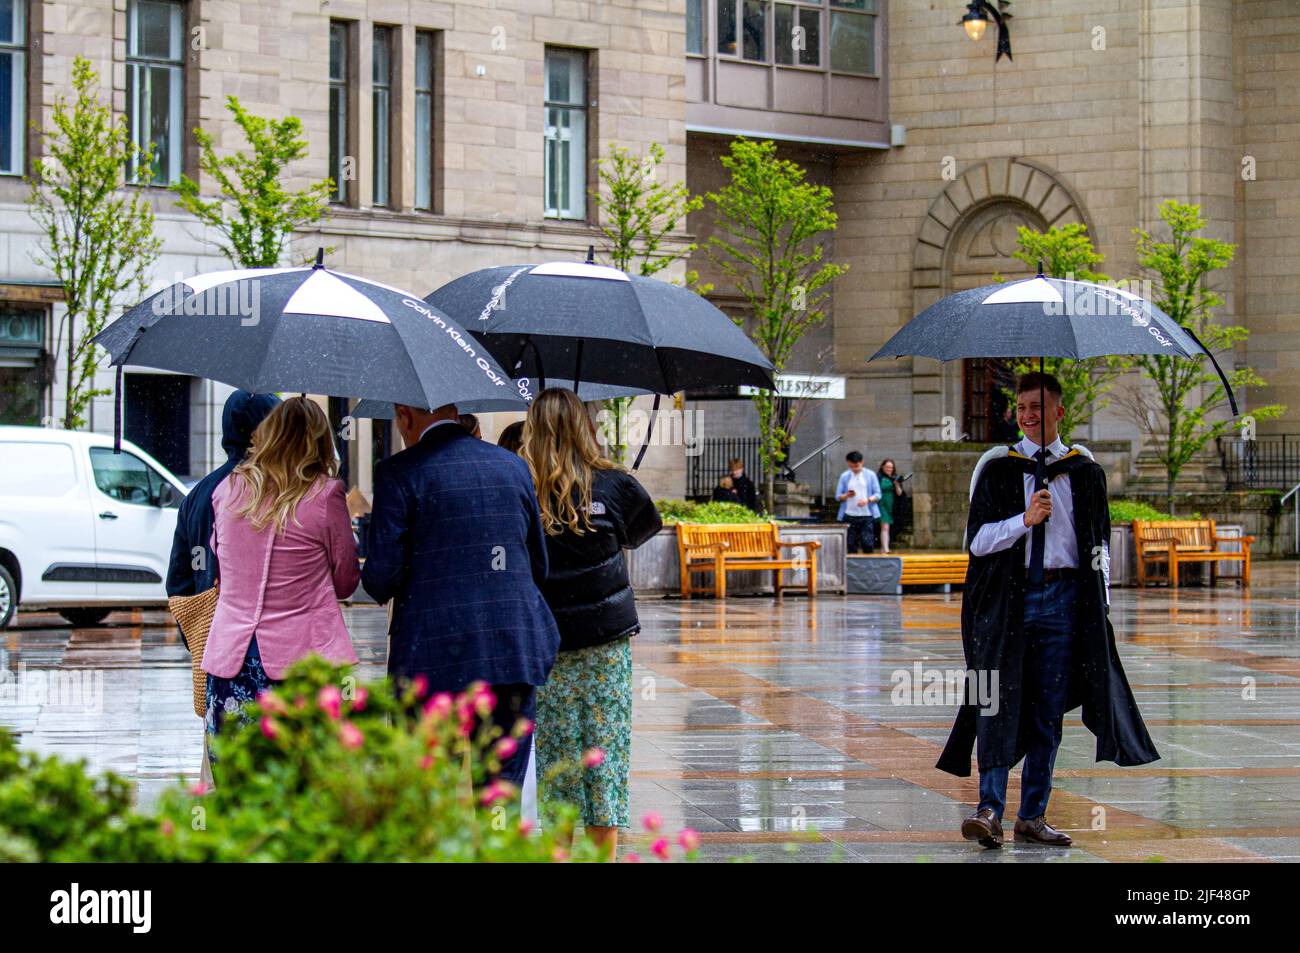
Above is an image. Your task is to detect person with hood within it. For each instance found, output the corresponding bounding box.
[167,390,281,601]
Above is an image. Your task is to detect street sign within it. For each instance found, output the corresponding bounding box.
[739,373,845,400]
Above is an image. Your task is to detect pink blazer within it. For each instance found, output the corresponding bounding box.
[202,476,361,680]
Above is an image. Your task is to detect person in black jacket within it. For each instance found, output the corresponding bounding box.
[727,457,759,512]
[520,387,662,860]
[166,390,281,602]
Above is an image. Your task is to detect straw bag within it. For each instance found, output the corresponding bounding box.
[169,584,220,718]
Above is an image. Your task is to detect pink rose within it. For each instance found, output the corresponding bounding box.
[495,736,519,760]
[624,853,642,863]
[410,674,429,700]
[190,781,210,797]
[338,721,364,750]
[582,747,606,769]
[420,754,434,771]
[651,837,671,861]
[472,685,497,718]
[678,828,702,852]
[351,686,368,712]
[512,718,534,738]
[257,690,287,714]
[260,716,280,739]
[479,781,516,806]
[160,819,175,836]
[424,691,453,720]
[642,811,663,833]
[518,819,535,836]
[317,684,342,720]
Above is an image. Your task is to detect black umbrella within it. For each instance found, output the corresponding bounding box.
[352,379,651,420]
[426,252,774,468]
[94,253,524,448]
[425,254,775,395]
[870,267,1239,495]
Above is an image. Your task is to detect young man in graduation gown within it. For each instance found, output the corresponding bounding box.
[938,372,1160,848]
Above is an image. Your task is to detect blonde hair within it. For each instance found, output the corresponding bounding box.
[521,388,618,536]
[232,397,338,533]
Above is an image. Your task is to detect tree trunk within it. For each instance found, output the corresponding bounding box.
[764,470,774,517]
[63,312,76,430]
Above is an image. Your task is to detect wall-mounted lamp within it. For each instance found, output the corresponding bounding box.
[959,1,1013,62]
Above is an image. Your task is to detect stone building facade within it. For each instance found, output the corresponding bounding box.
[2,0,1297,521]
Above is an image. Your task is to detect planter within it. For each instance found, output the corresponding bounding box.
[625,524,849,595]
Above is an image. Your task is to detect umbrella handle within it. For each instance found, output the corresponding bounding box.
[113,365,123,455]
[631,394,661,472]
[1181,324,1239,417]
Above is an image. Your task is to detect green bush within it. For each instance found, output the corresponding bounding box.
[1109,500,1202,523]
[3,658,710,862]
[656,499,773,525]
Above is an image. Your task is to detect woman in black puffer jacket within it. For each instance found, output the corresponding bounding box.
[520,388,662,859]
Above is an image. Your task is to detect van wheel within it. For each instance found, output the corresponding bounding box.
[0,566,14,629]
[59,608,112,628]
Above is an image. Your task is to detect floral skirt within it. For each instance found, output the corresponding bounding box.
[205,635,278,745]
[535,637,632,828]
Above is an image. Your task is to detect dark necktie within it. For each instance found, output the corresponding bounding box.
[1028,448,1047,584]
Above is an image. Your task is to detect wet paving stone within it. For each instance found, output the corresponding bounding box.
[3,562,1299,861]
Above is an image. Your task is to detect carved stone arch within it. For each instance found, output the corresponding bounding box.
[909,158,1094,442]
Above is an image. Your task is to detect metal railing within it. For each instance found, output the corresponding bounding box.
[1283,480,1300,556]
[687,437,764,500]
[1219,434,1300,489]
[787,434,843,512]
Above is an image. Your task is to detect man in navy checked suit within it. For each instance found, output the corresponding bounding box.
[362,402,560,786]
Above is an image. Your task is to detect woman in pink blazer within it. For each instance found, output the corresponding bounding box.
[203,397,360,743]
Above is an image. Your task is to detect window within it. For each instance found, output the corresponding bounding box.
[829,0,876,74]
[716,0,736,55]
[0,304,44,425]
[126,0,184,184]
[741,1,766,61]
[0,443,75,497]
[371,25,392,208]
[328,20,350,204]
[89,448,177,508]
[414,31,436,211]
[0,0,25,176]
[775,3,820,67]
[686,0,704,55]
[543,48,587,221]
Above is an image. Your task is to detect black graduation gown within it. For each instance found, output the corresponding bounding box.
[935,448,1161,776]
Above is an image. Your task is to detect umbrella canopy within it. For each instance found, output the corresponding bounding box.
[426,260,775,394]
[352,379,651,420]
[869,272,1238,415]
[93,258,523,412]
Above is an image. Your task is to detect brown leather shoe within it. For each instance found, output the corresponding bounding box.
[961,807,1003,849]
[1013,815,1073,847]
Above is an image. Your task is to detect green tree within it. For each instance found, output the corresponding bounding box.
[1126,200,1283,513]
[1002,222,1131,442]
[27,57,162,430]
[174,96,332,268]
[706,138,846,514]
[591,142,705,463]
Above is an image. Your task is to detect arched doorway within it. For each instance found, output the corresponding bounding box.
[910,157,1093,444]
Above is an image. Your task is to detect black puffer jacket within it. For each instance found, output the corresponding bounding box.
[540,468,662,652]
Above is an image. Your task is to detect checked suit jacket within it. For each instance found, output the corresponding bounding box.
[361,423,560,692]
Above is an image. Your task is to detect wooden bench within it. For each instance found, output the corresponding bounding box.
[1132,519,1253,588]
[675,522,820,599]
[898,553,969,589]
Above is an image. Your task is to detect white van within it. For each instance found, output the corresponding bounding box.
[0,426,188,628]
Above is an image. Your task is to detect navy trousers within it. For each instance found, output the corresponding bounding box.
[978,576,1077,821]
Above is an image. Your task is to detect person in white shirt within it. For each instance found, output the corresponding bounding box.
[938,372,1160,850]
[835,450,882,553]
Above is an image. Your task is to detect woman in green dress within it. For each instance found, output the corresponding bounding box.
[876,459,904,553]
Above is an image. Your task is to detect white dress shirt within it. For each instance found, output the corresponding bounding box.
[969,435,1110,603]
[417,417,462,442]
